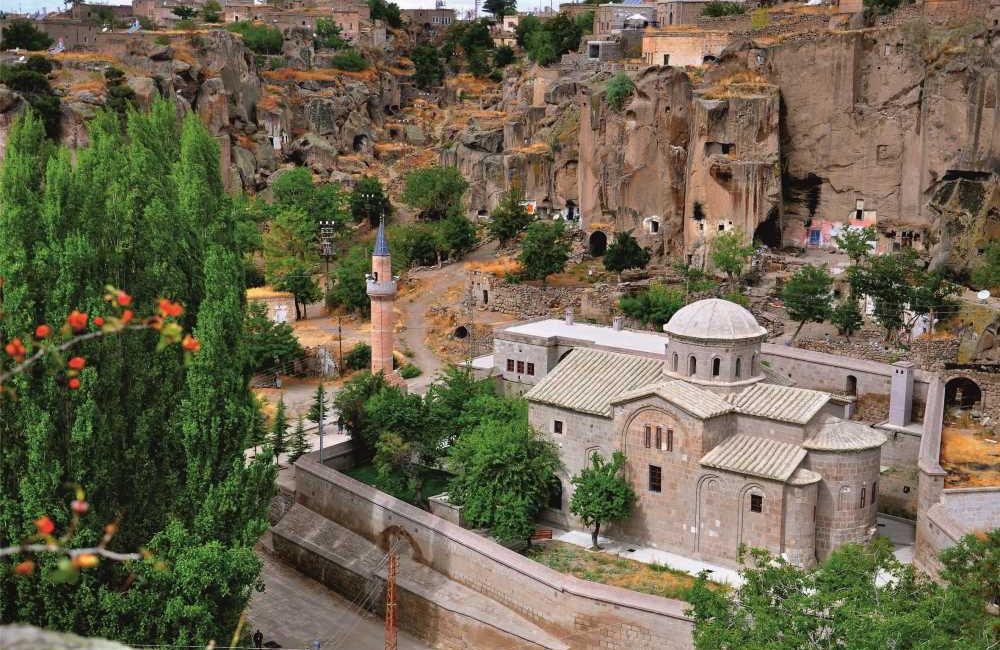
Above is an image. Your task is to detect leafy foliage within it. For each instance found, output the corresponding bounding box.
[226,22,283,54]
[327,245,370,316]
[687,535,997,650]
[831,299,863,340]
[411,42,445,89]
[619,284,685,329]
[750,7,770,29]
[569,452,635,549]
[104,66,137,120]
[315,17,348,50]
[702,1,745,16]
[603,231,650,276]
[518,13,582,66]
[349,176,392,227]
[487,189,533,247]
[201,0,222,23]
[269,397,288,457]
[330,49,369,71]
[483,0,516,18]
[171,6,197,20]
[447,402,560,543]
[493,44,515,68]
[343,342,372,371]
[864,0,912,16]
[0,104,275,645]
[1,18,54,50]
[971,241,1000,291]
[710,229,754,291]
[402,165,469,220]
[287,417,309,464]
[782,264,833,339]
[399,363,421,379]
[605,73,635,111]
[244,301,302,373]
[368,0,403,28]
[833,225,877,265]
[0,66,61,139]
[518,220,570,283]
[575,10,595,36]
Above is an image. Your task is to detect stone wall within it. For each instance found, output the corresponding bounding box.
[909,337,961,371]
[291,453,696,650]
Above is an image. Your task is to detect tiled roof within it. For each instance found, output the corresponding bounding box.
[727,382,829,424]
[525,348,663,418]
[761,363,795,387]
[612,380,733,419]
[700,435,806,482]
[804,415,886,451]
[787,467,823,486]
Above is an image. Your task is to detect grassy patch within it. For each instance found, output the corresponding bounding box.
[345,462,452,507]
[525,541,723,602]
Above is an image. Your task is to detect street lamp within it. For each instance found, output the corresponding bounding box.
[317,219,344,375]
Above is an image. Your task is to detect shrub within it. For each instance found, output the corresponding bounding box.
[368,0,403,28]
[619,284,685,329]
[315,17,348,50]
[155,35,171,46]
[493,44,515,67]
[344,342,372,371]
[750,8,770,29]
[330,49,369,71]
[605,73,635,111]
[400,363,421,379]
[702,1,745,17]
[226,22,283,54]
[1,18,54,51]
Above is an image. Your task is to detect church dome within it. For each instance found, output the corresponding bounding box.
[663,298,767,342]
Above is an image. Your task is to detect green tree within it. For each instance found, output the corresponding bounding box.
[368,0,403,28]
[782,264,833,340]
[687,535,997,650]
[603,231,650,280]
[0,104,274,645]
[104,66,137,120]
[315,17,347,49]
[831,299,864,341]
[330,49,369,71]
[525,29,558,65]
[1,18,54,50]
[287,417,309,463]
[270,167,349,231]
[972,241,1000,291]
[343,342,372,371]
[702,1,745,16]
[710,229,754,292]
[412,42,445,89]
[848,249,921,342]
[226,22,283,54]
[483,0,516,19]
[245,301,302,372]
[574,10,595,35]
[467,48,491,77]
[437,211,478,259]
[270,397,289,458]
[605,73,635,111]
[333,371,386,448]
[570,451,635,549]
[447,412,560,544]
[518,220,570,284]
[487,189,532,247]
[0,65,61,138]
[350,176,392,227]
[307,383,329,427]
[201,0,222,22]
[515,15,541,47]
[402,165,469,220]
[619,283,685,329]
[493,44,515,67]
[864,0,910,16]
[327,245,370,316]
[171,5,197,20]
[262,207,321,320]
[909,270,960,335]
[833,225,877,266]
[373,431,418,499]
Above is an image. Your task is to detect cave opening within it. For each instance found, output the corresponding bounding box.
[753,207,781,249]
[589,231,608,256]
[353,134,369,153]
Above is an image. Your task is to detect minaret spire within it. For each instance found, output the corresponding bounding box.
[367,216,402,385]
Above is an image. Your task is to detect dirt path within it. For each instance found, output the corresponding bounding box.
[397,240,499,393]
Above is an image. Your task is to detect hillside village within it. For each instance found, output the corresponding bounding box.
[0,0,998,649]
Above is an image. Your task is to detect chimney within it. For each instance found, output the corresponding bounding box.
[564,307,574,325]
[612,316,624,331]
[888,361,914,427]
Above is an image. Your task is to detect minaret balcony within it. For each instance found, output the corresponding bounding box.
[366,279,397,297]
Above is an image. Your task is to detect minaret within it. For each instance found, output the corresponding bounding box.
[367,218,400,383]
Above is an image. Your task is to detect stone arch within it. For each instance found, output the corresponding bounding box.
[702,54,719,64]
[671,352,679,372]
[695,474,721,552]
[712,357,721,377]
[688,355,697,376]
[735,357,742,379]
[589,230,608,256]
[736,482,766,551]
[751,352,758,376]
[377,524,426,563]
[453,325,469,339]
[945,376,982,409]
[618,406,677,458]
[846,375,857,396]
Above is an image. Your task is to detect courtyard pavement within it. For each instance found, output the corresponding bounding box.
[550,513,918,589]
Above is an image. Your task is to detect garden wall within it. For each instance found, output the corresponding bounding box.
[290,452,696,650]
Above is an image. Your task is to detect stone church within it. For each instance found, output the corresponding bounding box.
[500,299,886,569]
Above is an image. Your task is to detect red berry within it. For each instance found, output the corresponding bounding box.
[14,560,34,576]
[93,317,105,327]
[67,311,89,332]
[181,335,201,353]
[121,310,134,324]
[4,338,26,362]
[34,515,55,536]
[34,324,52,339]
[71,499,89,515]
[68,378,81,390]
[116,291,132,307]
[67,357,86,371]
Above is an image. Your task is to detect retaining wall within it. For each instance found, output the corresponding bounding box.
[292,452,696,650]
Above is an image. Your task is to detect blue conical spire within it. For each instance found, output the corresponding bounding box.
[373,215,390,257]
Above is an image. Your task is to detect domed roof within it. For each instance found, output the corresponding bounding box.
[663,298,767,341]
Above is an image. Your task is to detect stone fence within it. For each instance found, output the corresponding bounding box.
[469,271,624,321]
[292,452,695,650]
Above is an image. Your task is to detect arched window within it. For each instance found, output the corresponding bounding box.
[751,353,758,376]
[735,357,742,379]
[712,358,721,377]
[672,352,679,372]
[688,355,697,376]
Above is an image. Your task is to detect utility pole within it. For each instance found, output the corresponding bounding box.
[384,548,398,650]
[338,316,344,376]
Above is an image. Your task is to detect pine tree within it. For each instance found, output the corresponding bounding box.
[307,383,328,426]
[270,397,289,459]
[287,417,310,464]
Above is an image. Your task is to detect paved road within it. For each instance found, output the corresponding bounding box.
[248,544,432,650]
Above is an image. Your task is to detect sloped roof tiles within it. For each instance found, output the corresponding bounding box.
[700,435,806,482]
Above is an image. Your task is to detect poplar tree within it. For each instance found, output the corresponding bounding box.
[270,397,289,458]
[0,104,275,646]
